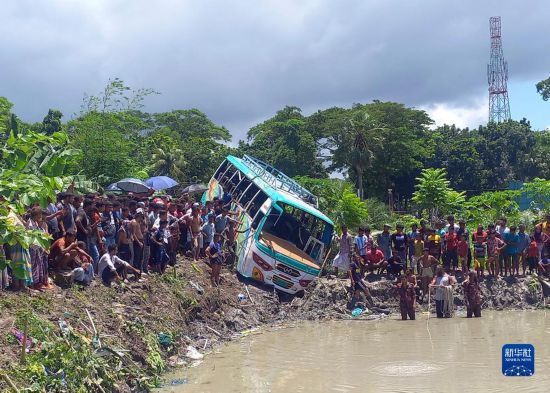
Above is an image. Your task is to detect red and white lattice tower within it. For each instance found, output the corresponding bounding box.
[487,16,511,123]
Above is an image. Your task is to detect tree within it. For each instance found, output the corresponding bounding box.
[324,101,433,200]
[331,112,383,199]
[180,137,238,183]
[154,109,230,142]
[241,106,327,178]
[40,109,63,135]
[149,147,186,181]
[80,78,159,114]
[294,176,368,229]
[536,76,550,101]
[411,168,465,224]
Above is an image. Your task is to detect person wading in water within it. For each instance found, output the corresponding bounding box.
[463,271,482,318]
[419,248,437,303]
[431,267,455,318]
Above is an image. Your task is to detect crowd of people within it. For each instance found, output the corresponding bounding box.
[334,214,550,320]
[0,190,239,292]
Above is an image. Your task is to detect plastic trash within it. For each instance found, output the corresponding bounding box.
[58,320,70,337]
[189,280,205,294]
[351,308,363,317]
[158,332,173,348]
[170,378,188,386]
[185,345,204,360]
[11,328,33,352]
[238,293,246,301]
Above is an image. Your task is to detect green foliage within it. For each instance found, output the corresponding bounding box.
[144,334,165,374]
[523,178,550,212]
[462,189,521,226]
[412,168,465,222]
[241,106,327,178]
[80,77,159,114]
[324,101,433,199]
[294,176,368,229]
[154,109,231,142]
[67,112,143,184]
[40,109,63,136]
[0,96,14,136]
[536,76,550,101]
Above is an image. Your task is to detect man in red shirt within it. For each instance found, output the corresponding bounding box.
[49,230,91,271]
[365,244,388,275]
[444,226,459,271]
[472,224,487,244]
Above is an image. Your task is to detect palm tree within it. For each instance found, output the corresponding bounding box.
[347,114,384,199]
[150,147,186,180]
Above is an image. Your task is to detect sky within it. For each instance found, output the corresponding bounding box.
[1,0,549,142]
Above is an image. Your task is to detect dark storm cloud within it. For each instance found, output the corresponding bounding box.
[1,0,549,140]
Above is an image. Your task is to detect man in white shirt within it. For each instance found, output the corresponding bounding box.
[98,244,141,286]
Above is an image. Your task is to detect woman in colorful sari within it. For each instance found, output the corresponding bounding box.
[27,207,50,290]
[7,208,33,291]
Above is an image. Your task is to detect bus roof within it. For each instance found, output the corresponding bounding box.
[226,155,334,226]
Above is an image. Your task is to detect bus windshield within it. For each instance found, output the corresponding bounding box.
[262,203,331,262]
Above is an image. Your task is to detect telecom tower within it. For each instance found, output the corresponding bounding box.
[487,16,511,122]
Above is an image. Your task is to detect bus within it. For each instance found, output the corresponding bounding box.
[202,155,334,294]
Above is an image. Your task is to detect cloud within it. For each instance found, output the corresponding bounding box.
[421,97,487,129]
[1,0,549,140]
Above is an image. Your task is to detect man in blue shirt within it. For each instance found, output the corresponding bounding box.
[377,224,392,260]
[517,223,530,276]
[504,225,519,277]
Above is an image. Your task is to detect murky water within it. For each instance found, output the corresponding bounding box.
[163,311,550,393]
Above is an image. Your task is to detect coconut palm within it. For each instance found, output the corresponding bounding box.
[150,147,186,181]
[347,113,384,199]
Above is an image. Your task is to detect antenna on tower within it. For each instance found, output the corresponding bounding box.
[487,16,511,123]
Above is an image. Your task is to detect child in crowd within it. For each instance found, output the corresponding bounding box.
[457,233,469,274]
[206,233,224,287]
[349,257,374,306]
[411,236,424,275]
[473,237,487,279]
[151,220,170,274]
[526,237,539,275]
[486,231,505,277]
[201,214,215,255]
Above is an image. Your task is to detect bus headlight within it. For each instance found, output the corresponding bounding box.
[252,252,273,271]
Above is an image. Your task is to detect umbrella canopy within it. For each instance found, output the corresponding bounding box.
[145,176,179,190]
[181,183,208,194]
[105,183,122,192]
[116,178,150,193]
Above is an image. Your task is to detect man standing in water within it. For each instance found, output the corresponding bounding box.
[419,248,437,302]
[431,267,455,318]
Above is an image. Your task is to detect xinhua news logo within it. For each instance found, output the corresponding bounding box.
[502,344,535,376]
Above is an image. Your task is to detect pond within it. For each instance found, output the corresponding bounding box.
[162,311,550,393]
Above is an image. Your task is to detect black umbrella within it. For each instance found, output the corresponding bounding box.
[181,183,208,194]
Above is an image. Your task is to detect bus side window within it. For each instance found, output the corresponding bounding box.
[251,211,265,230]
[214,160,229,180]
[248,191,268,218]
[239,183,259,207]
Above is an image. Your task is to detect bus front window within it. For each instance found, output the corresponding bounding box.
[261,203,330,262]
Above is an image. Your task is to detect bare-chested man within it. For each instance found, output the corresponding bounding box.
[182,205,203,261]
[419,247,438,302]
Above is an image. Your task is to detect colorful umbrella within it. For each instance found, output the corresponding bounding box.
[145,176,179,190]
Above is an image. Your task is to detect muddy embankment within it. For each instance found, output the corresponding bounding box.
[0,258,546,392]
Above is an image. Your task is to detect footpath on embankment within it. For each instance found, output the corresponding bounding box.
[0,257,546,392]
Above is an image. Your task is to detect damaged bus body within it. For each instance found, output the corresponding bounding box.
[203,155,334,294]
